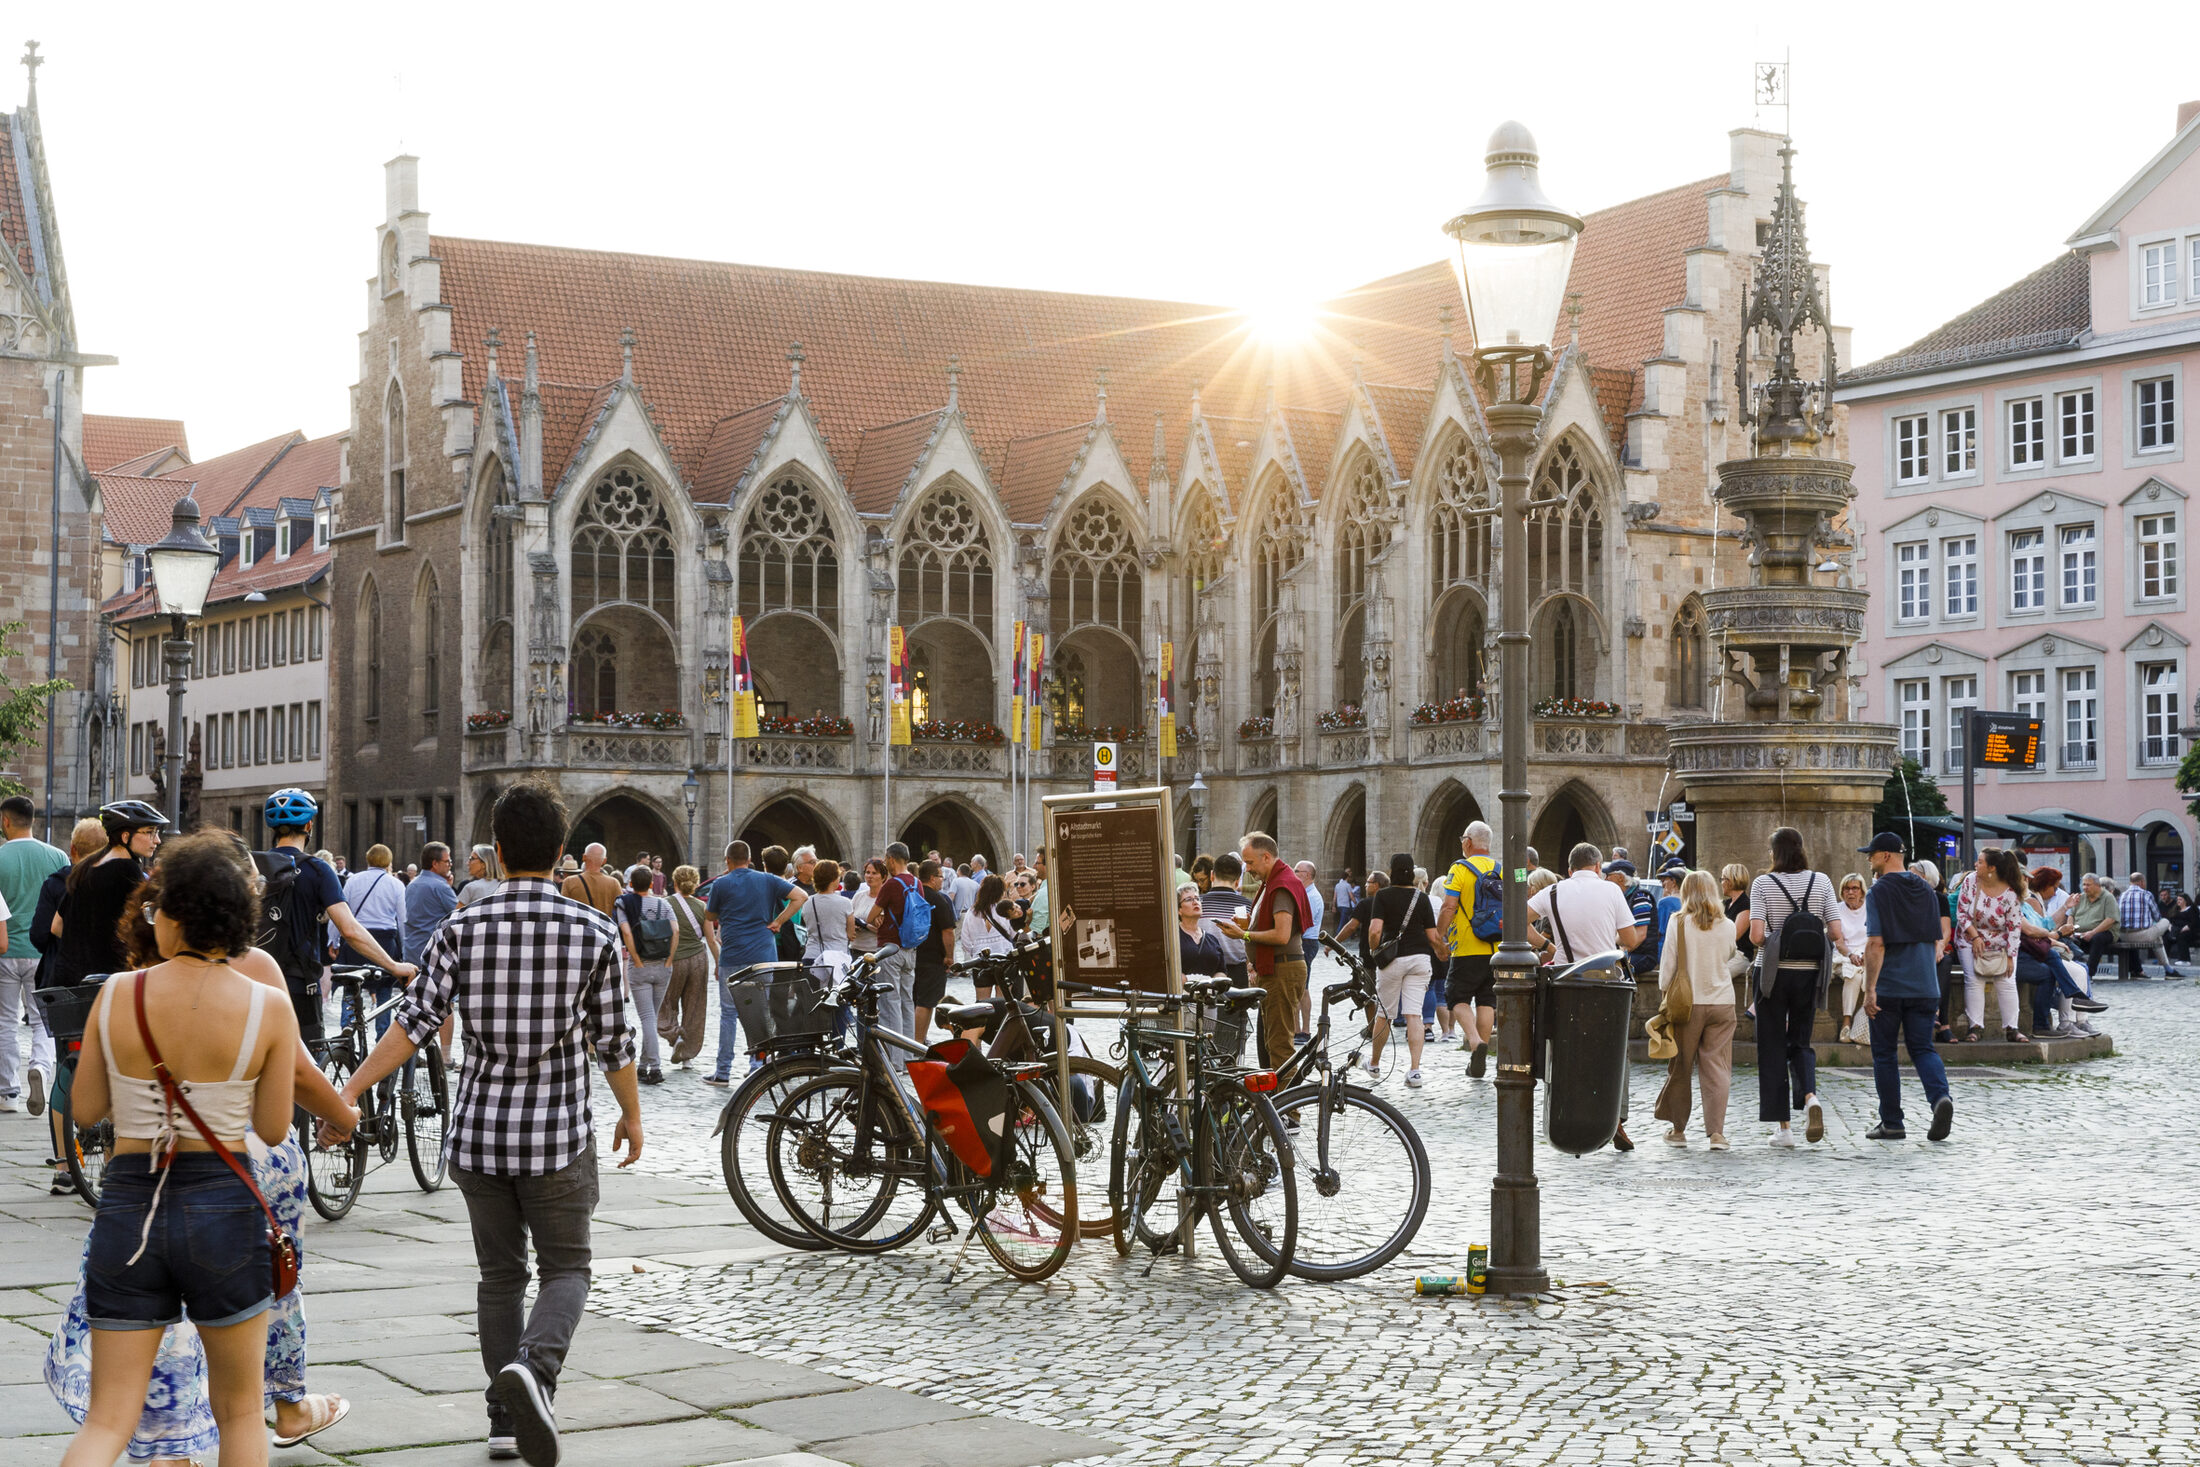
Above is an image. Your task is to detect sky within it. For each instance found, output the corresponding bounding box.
[19,1,2199,456]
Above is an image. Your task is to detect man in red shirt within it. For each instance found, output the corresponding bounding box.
[1220,831,1311,1070]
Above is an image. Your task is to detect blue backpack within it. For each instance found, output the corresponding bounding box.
[1465,856,1504,943]
[891,873,934,951]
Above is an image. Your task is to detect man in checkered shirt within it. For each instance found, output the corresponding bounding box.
[2117,873,2182,980]
[342,782,641,1467]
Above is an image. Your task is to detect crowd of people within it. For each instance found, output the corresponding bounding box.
[0,778,2180,1465]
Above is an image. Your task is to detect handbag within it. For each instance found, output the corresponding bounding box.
[129,973,300,1300]
[1645,917,1690,1061]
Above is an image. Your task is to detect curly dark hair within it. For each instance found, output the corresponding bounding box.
[148,830,261,957]
[118,874,160,968]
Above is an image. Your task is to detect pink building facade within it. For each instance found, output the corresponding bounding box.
[1841,107,2200,891]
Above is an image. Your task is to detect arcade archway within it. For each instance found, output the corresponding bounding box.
[738,794,848,865]
[900,797,1001,868]
[567,792,685,872]
[1416,780,1486,880]
[1529,778,1617,868]
[1324,785,1368,884]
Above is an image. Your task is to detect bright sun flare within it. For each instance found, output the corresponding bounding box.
[1243,296,1323,343]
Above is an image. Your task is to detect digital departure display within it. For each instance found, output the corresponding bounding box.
[1970,712,2043,771]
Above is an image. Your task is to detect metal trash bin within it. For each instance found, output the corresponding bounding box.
[1538,951,1634,1156]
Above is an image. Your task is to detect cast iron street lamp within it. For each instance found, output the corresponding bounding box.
[682,769,701,866]
[144,494,220,829]
[1445,120,1583,1297]
[1188,769,1208,859]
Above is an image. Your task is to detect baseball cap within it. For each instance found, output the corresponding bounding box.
[1859,832,1905,854]
[1602,858,1637,876]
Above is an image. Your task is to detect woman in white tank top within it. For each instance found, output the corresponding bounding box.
[61,832,301,1467]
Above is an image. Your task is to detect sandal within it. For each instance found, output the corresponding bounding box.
[271,1393,350,1448]
[1962,1025,1985,1043]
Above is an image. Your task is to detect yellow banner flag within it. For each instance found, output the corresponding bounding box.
[1026,632,1044,751]
[1009,618,1026,744]
[889,624,912,747]
[1158,640,1177,759]
[729,614,760,739]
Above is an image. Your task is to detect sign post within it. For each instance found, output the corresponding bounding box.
[1091,741,1118,793]
[1042,785,1183,1251]
[1962,709,2044,865]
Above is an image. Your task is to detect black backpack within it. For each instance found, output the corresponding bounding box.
[253,848,329,989]
[1771,873,1828,965]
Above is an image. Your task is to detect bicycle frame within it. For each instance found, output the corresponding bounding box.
[1113,991,1259,1249]
[840,983,1003,1220]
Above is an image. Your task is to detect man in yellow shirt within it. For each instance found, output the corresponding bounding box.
[1434,820,1500,1078]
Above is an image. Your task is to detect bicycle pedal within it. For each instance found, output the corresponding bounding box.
[927,1224,958,1244]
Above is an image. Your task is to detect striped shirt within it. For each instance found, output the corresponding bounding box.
[2119,884,2162,931]
[395,877,635,1175]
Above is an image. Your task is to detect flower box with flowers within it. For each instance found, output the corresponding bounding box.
[1237,715,1275,739]
[758,713,854,738]
[912,719,1006,745]
[1058,724,1145,744]
[570,709,686,731]
[1410,694,1486,726]
[1317,705,1367,732]
[1533,697,1619,720]
[466,710,512,732]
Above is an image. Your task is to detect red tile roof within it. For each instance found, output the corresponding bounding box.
[0,115,33,280]
[1361,384,1435,480]
[691,397,790,505]
[1281,408,1343,499]
[97,472,193,548]
[997,422,1097,524]
[83,414,190,472]
[171,431,304,518]
[845,410,946,515]
[1844,252,2090,385]
[431,171,1718,513]
[224,433,341,516]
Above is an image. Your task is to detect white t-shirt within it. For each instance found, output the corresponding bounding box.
[959,904,1017,959]
[1831,900,1870,956]
[1527,871,1638,963]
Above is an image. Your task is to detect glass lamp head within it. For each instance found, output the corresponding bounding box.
[1444,121,1584,354]
[146,495,221,619]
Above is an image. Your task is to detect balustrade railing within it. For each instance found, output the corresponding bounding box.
[737,734,852,770]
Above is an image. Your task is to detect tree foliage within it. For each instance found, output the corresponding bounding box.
[0,620,72,797]
[1872,757,1950,850]
[2178,742,2200,823]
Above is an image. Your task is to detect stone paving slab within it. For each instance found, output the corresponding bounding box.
[811,1416,1114,1467]
[632,1360,857,1411]
[360,1418,805,1467]
[735,1382,976,1439]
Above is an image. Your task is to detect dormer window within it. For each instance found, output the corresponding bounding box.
[2143,239,2179,308]
[130,552,148,589]
[239,532,255,570]
[277,519,293,560]
[314,506,331,551]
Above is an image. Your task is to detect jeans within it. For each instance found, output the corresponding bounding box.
[710,967,745,1081]
[0,955,53,1098]
[1868,996,1951,1132]
[451,1143,599,1406]
[1423,958,1446,1026]
[627,964,670,1071]
[873,948,917,1070]
[1754,967,1818,1123]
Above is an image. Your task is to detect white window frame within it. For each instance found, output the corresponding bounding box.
[1894,414,1931,485]
[2009,529,2047,613]
[1943,535,1979,619]
[1896,541,1931,622]
[1942,406,1977,477]
[2061,524,2098,609]
[2137,375,2178,454]
[2142,238,2180,309]
[2011,669,2048,750]
[2059,388,2096,463]
[2139,511,2180,602]
[2007,397,2046,470]
[2139,660,2182,766]
[2061,667,2099,770]
[1944,674,1979,776]
[1899,679,1933,769]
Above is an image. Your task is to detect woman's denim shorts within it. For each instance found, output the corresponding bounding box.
[85,1152,272,1331]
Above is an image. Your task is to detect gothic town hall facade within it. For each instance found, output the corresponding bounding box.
[327,129,1852,875]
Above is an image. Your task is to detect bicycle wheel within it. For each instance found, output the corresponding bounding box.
[1039,1054,1121,1240]
[1266,1082,1429,1281]
[302,1051,367,1220]
[59,1079,113,1206]
[1110,1073,1186,1258]
[1204,1082,1297,1289]
[765,1072,938,1253]
[404,1040,450,1192]
[972,1080,1077,1282]
[718,1051,839,1251]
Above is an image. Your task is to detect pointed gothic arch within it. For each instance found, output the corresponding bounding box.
[571,463,677,627]
[899,795,1004,868]
[357,573,382,742]
[412,564,443,734]
[1431,586,1488,703]
[1048,490,1143,642]
[1332,454,1388,709]
[1530,777,1618,863]
[1176,482,1225,648]
[477,455,517,715]
[897,478,996,631]
[736,792,852,867]
[1670,596,1709,711]
[1426,428,1492,601]
[1323,783,1369,883]
[383,381,407,538]
[1414,779,1488,879]
[1247,472,1306,719]
[1534,593,1605,703]
[1525,435,1605,611]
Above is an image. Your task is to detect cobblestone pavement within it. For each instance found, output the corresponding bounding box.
[591,960,2200,1466]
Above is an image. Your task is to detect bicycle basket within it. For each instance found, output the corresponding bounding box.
[728,966,835,1048]
[35,974,110,1043]
[1209,1005,1248,1064]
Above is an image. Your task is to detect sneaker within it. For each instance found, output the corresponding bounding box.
[1927,1096,1954,1142]
[1707,1135,1730,1151]
[1863,1123,1907,1140]
[1769,1130,1797,1149]
[1362,1063,1388,1085]
[26,1068,44,1117]
[701,1075,732,1089]
[2070,1019,2102,1038]
[489,1436,521,1461]
[1404,1069,1424,1089]
[0,1095,18,1113]
[2072,996,2108,1013]
[493,1362,558,1467]
[1467,1042,1489,1079]
[1293,1032,1311,1047]
[1663,1127,1687,1146]
[1804,1101,1823,1144]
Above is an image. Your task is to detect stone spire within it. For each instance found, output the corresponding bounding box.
[619,325,635,384]
[484,326,501,384]
[786,342,805,395]
[1094,366,1108,423]
[519,331,543,499]
[945,354,960,411]
[1735,142,1837,455]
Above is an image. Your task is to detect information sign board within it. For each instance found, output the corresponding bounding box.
[1969,711,2043,770]
[1047,795,1176,994]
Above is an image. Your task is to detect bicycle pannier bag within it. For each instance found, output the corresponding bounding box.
[908,1037,1012,1178]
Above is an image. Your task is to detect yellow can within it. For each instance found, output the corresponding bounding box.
[1466,1243,1489,1295]
[1414,1275,1468,1296]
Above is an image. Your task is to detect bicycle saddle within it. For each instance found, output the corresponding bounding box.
[941,997,1009,1028]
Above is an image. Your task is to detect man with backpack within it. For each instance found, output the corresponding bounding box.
[910,858,959,1040]
[869,843,929,1068]
[1436,821,1505,1078]
[256,788,415,1048]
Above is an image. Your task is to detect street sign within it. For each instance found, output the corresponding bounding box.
[1669,802,1692,822]
[1092,741,1118,790]
[1657,828,1685,857]
[1970,711,2043,770]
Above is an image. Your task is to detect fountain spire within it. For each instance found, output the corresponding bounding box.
[1735,143,1837,455]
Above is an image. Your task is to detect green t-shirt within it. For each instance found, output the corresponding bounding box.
[0,836,68,960]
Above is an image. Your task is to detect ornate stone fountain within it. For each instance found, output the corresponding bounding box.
[1665,144,1897,868]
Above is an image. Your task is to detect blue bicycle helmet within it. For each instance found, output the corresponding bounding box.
[265,786,319,832]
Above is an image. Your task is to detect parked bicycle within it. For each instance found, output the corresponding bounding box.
[712,957,860,1251]
[762,950,1081,1282]
[35,976,115,1205]
[299,965,449,1217]
[1243,935,1431,1281]
[1085,975,1299,1289]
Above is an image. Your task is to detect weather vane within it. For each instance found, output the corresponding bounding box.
[1755,55,1791,136]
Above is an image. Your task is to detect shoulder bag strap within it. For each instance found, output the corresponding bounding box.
[130,972,284,1240]
[1549,883,1576,963]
